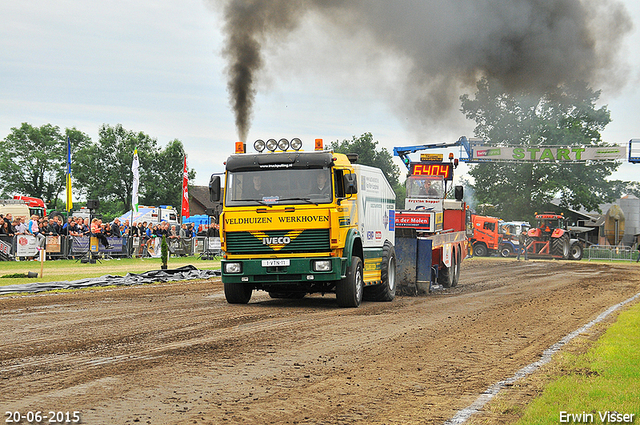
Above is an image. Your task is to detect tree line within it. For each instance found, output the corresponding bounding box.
[334,79,639,224]
[0,123,194,220]
[460,78,639,223]
[3,79,636,224]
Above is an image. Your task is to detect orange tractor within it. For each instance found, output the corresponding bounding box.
[524,212,583,260]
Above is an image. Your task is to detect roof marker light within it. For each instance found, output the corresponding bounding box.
[315,139,324,151]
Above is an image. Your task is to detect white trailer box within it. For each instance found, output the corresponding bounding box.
[353,164,396,248]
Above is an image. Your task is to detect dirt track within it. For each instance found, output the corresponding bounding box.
[1,258,640,425]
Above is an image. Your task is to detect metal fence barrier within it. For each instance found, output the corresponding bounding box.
[585,245,637,262]
[0,235,222,261]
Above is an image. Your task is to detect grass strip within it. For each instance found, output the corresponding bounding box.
[0,256,221,286]
[516,301,640,425]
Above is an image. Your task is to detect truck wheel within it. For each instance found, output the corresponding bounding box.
[499,245,512,257]
[438,257,455,288]
[569,241,583,261]
[224,282,253,304]
[552,234,570,259]
[364,242,396,302]
[473,243,487,257]
[336,256,363,308]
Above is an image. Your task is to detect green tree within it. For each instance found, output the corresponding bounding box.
[0,123,66,205]
[460,78,620,221]
[72,124,195,218]
[73,124,159,212]
[142,139,196,209]
[330,133,403,204]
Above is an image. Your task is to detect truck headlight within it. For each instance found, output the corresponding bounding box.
[224,262,242,274]
[312,260,332,272]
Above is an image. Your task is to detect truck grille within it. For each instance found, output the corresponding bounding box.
[226,229,330,254]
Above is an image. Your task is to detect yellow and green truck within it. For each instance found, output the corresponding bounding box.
[209,138,396,307]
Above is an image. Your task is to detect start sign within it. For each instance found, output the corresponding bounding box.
[410,162,453,180]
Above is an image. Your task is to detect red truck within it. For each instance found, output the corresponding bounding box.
[469,214,519,257]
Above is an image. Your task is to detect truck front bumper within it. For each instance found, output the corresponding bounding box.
[221,257,344,284]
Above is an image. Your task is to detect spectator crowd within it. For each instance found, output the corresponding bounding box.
[0,212,220,260]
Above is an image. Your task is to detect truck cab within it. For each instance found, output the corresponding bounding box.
[211,139,396,307]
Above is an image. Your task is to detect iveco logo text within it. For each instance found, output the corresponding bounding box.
[263,237,291,245]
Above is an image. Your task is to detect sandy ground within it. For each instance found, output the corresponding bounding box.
[1,258,639,425]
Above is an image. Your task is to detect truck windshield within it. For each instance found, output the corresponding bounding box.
[225,168,332,206]
[406,176,444,199]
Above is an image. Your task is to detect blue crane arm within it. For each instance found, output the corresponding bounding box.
[393,136,474,169]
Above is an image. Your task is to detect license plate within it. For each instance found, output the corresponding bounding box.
[262,259,290,267]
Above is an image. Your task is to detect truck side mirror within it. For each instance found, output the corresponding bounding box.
[344,173,358,195]
[209,175,221,202]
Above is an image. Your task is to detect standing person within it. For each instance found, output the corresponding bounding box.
[28,215,46,248]
[110,218,122,237]
[62,216,74,236]
[179,223,189,239]
[636,242,640,263]
[14,217,28,235]
[517,228,528,261]
[4,213,15,235]
[1,218,12,237]
[79,218,90,236]
[129,221,139,237]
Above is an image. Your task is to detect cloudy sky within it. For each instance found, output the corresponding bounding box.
[1,0,638,189]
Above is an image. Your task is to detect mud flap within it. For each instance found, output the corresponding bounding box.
[395,229,432,294]
[443,243,452,268]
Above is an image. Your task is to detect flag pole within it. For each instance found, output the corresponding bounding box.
[131,149,140,250]
[66,136,72,214]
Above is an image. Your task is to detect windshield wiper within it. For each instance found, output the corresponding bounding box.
[242,198,271,206]
[278,197,319,205]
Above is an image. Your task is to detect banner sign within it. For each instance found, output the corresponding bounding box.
[0,239,11,256]
[71,236,124,254]
[472,146,625,162]
[16,235,38,257]
[395,211,434,231]
[46,236,61,253]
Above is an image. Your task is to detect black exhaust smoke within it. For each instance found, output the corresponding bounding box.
[213,0,632,139]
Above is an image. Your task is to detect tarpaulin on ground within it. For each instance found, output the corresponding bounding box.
[0,265,220,296]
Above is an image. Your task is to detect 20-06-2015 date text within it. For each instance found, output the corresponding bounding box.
[5,411,80,423]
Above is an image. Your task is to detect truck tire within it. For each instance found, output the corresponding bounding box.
[473,243,488,257]
[569,241,583,261]
[49,210,64,222]
[551,234,570,259]
[364,242,396,302]
[438,256,455,288]
[224,282,253,304]
[336,256,363,308]
[499,245,512,257]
